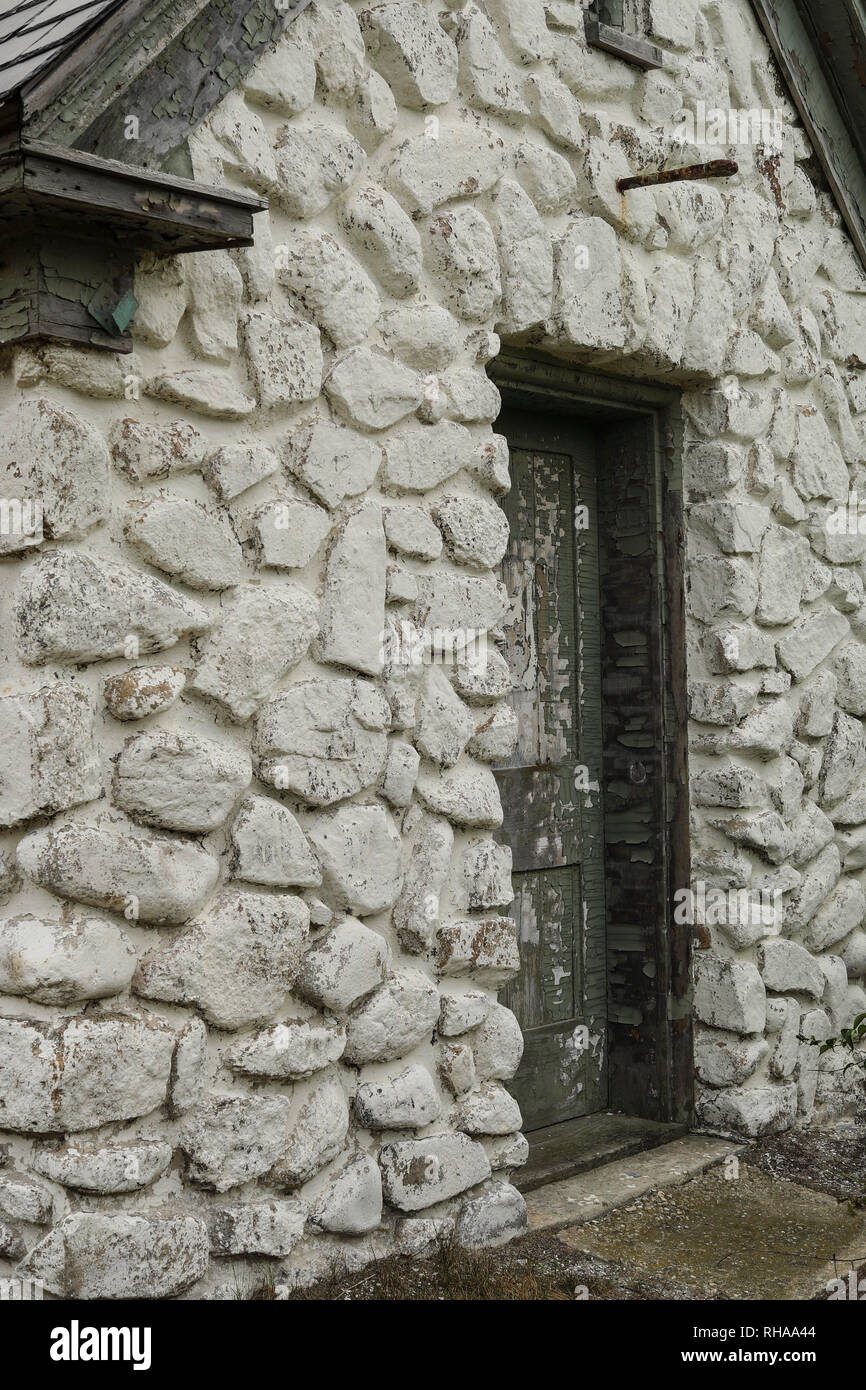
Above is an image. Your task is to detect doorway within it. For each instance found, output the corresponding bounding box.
[489,352,693,1148]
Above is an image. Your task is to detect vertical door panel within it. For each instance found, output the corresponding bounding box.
[495,415,607,1131]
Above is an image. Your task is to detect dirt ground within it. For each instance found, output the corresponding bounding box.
[282,1114,866,1301]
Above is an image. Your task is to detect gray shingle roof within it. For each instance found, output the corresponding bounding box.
[0,0,122,102]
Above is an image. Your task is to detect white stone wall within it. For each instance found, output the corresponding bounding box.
[0,0,864,1297]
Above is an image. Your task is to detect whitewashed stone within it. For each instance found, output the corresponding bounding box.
[181,1094,293,1191]
[209,1199,307,1257]
[457,1081,522,1135]
[456,1183,527,1248]
[839,931,866,977]
[31,1140,173,1194]
[355,1064,440,1128]
[343,968,440,1063]
[272,121,366,219]
[758,938,825,999]
[304,802,402,914]
[225,1017,345,1080]
[202,441,279,501]
[393,807,453,952]
[387,126,506,215]
[468,704,519,761]
[338,182,422,297]
[424,208,501,323]
[482,1132,529,1171]
[818,710,865,804]
[325,348,423,430]
[146,368,254,420]
[245,33,316,113]
[113,730,251,832]
[169,1016,207,1118]
[454,840,513,913]
[551,217,626,351]
[0,914,135,1005]
[278,231,380,348]
[450,648,512,705]
[756,526,809,624]
[110,418,205,482]
[0,1013,173,1133]
[444,6,528,119]
[791,407,849,502]
[441,368,501,424]
[191,583,319,722]
[487,178,552,332]
[437,916,519,985]
[271,1073,350,1189]
[439,991,490,1036]
[135,891,309,1030]
[103,666,185,721]
[14,551,211,666]
[20,1213,208,1300]
[133,256,186,348]
[317,503,386,676]
[311,1154,382,1234]
[17,824,218,924]
[296,0,366,96]
[806,878,865,951]
[0,1171,52,1223]
[379,1132,491,1211]
[526,71,585,150]
[777,610,850,680]
[254,676,389,805]
[697,1083,797,1138]
[208,91,277,191]
[286,420,380,511]
[514,140,576,214]
[414,667,476,768]
[359,3,458,107]
[470,433,511,495]
[185,251,243,362]
[296,918,391,1011]
[694,956,766,1034]
[242,307,323,409]
[471,1002,523,1080]
[252,498,332,569]
[415,572,510,632]
[694,1030,769,1088]
[0,397,109,551]
[435,493,509,571]
[416,761,503,828]
[230,794,321,888]
[382,420,473,494]
[349,70,398,150]
[785,844,841,930]
[386,508,444,561]
[380,741,420,806]
[0,682,100,829]
[439,1041,476,1097]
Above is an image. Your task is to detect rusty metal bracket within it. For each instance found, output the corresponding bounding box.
[616,159,739,192]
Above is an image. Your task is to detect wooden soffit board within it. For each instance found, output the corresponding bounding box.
[751,0,866,271]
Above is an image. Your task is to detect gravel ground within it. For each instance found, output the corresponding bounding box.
[283,1112,866,1301]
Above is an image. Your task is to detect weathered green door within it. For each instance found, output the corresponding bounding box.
[495,411,607,1132]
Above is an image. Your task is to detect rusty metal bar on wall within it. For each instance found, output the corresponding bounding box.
[616,159,739,192]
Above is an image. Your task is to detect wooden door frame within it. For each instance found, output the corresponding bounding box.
[489,349,693,1127]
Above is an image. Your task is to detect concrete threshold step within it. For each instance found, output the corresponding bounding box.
[515,1112,691,1194]
[525,1132,743,1233]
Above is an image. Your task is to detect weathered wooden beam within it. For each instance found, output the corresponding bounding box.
[584,14,665,70]
[1,139,266,253]
[0,139,267,352]
[750,0,866,272]
[58,0,314,169]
